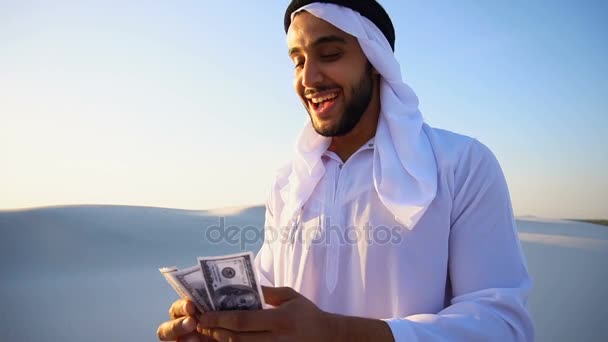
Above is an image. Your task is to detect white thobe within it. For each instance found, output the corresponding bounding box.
[255,125,534,341]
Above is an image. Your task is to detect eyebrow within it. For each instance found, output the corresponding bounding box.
[288,35,347,56]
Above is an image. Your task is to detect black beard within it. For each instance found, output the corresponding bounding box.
[308,63,374,137]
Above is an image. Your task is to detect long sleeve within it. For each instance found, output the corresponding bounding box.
[383,141,535,341]
[254,198,276,287]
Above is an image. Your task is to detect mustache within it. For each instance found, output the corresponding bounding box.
[304,85,340,96]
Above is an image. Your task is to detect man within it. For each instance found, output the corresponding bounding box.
[158,1,535,341]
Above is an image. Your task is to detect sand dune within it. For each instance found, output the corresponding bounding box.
[0,205,606,341]
[516,218,608,342]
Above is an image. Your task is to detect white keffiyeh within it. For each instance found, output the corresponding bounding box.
[280,2,437,231]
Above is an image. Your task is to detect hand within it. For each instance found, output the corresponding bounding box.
[198,286,335,341]
[157,298,212,342]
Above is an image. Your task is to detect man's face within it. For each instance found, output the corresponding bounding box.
[287,11,375,137]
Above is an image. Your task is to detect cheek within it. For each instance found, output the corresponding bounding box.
[322,64,352,89]
[293,76,304,96]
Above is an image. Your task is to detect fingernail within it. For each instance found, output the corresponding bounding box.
[182,301,189,314]
[182,317,196,331]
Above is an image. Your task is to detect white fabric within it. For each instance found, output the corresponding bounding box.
[280,3,437,232]
[256,127,534,341]
[258,3,534,340]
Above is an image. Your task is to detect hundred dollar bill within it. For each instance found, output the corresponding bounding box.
[159,265,213,313]
[198,251,265,311]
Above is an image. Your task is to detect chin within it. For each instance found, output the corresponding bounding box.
[311,120,339,137]
[311,114,334,129]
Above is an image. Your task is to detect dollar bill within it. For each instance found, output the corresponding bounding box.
[159,265,213,313]
[198,251,265,311]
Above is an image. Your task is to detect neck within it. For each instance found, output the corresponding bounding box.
[328,79,380,162]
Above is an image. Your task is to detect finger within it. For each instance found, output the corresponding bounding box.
[199,310,279,332]
[202,327,273,342]
[176,332,205,342]
[196,323,220,341]
[169,299,197,319]
[261,286,299,306]
[157,316,197,341]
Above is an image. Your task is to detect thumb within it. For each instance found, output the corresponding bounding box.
[262,286,300,306]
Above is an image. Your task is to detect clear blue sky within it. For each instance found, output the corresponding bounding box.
[1,0,606,218]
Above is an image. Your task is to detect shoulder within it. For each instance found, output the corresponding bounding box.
[423,124,499,176]
[423,124,495,169]
[425,127,504,199]
[424,125,506,201]
[272,161,292,195]
[264,161,292,218]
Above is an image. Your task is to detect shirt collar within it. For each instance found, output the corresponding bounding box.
[322,136,376,161]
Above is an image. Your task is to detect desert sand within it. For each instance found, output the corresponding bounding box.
[0,205,606,341]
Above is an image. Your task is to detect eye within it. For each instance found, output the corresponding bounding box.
[293,58,304,70]
[321,53,341,61]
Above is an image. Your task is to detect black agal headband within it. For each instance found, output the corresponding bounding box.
[284,0,396,51]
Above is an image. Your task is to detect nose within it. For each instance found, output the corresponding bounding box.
[301,59,323,88]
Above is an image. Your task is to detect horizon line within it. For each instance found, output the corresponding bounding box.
[0,203,605,222]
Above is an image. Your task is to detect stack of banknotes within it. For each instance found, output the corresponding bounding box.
[160,251,265,312]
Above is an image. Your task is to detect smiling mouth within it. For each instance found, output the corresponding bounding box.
[306,91,340,116]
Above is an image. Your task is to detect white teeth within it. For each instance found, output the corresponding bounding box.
[310,93,337,104]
